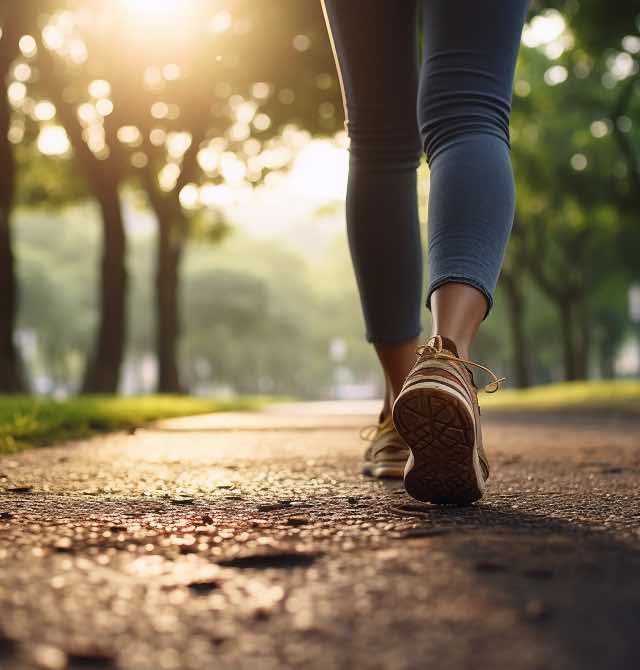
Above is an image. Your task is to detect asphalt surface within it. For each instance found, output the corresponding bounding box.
[1,402,639,670]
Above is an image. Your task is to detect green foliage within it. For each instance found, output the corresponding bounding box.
[181,231,376,397]
[5,1,640,396]
[512,46,636,271]
[186,208,231,244]
[13,208,380,397]
[505,10,640,378]
[14,144,88,209]
[15,208,99,390]
[0,394,265,454]
[538,0,640,52]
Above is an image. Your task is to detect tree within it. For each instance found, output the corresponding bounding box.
[4,0,348,395]
[30,27,128,393]
[510,26,638,379]
[0,5,27,392]
[499,219,533,388]
[73,0,341,391]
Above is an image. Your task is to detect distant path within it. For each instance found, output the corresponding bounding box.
[1,402,639,670]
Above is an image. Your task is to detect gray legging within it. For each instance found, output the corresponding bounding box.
[321,0,530,342]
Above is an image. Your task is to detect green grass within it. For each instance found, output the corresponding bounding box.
[0,394,266,454]
[481,380,640,414]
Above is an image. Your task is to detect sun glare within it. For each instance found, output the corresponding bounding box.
[288,141,348,200]
[522,10,566,48]
[122,0,183,14]
[37,126,71,156]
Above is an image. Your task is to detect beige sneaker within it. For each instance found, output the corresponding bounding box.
[361,414,409,479]
[392,335,504,505]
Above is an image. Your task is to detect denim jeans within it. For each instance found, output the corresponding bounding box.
[321,0,529,342]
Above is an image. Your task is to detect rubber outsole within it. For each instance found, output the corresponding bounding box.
[361,462,405,479]
[392,383,484,505]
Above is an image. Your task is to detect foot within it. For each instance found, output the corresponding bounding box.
[361,413,409,479]
[392,335,502,505]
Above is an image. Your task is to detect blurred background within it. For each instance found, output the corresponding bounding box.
[0,0,639,400]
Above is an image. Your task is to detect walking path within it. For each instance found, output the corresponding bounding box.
[1,402,639,669]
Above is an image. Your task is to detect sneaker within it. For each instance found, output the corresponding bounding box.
[361,414,409,479]
[392,335,504,505]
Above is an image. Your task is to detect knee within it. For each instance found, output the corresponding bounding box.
[346,114,422,171]
[417,90,511,164]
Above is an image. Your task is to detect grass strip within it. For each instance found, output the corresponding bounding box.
[0,394,266,454]
[481,380,640,415]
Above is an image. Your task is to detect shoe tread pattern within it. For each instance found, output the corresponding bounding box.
[393,386,482,505]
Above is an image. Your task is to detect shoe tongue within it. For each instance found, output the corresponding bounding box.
[428,336,459,357]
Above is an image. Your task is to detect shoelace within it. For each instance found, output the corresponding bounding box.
[416,335,506,394]
[359,415,394,442]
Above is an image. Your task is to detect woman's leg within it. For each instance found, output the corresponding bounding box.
[321,0,424,414]
[418,0,529,355]
[390,1,529,503]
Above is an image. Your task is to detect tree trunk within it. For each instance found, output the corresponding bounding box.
[33,37,129,395]
[528,250,592,382]
[501,273,531,388]
[557,295,590,382]
[0,22,26,393]
[574,295,590,380]
[81,188,127,393]
[141,168,185,394]
[155,208,183,393]
[0,146,25,393]
[558,298,578,382]
[598,334,616,379]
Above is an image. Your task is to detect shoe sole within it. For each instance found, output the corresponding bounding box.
[362,462,405,479]
[392,381,484,505]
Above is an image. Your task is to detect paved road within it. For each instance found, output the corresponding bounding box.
[1,403,639,670]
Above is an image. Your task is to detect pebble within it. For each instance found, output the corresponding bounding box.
[474,561,510,573]
[286,516,310,527]
[523,599,551,622]
[0,632,17,652]
[257,503,288,512]
[218,551,320,569]
[188,579,221,594]
[53,538,73,552]
[67,650,115,667]
[393,527,451,539]
[522,567,554,579]
[253,607,271,621]
[171,497,195,505]
[31,644,66,670]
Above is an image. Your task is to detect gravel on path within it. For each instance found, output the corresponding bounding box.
[1,403,639,670]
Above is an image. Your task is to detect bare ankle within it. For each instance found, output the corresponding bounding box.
[373,338,420,413]
[429,332,471,359]
[430,283,486,360]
